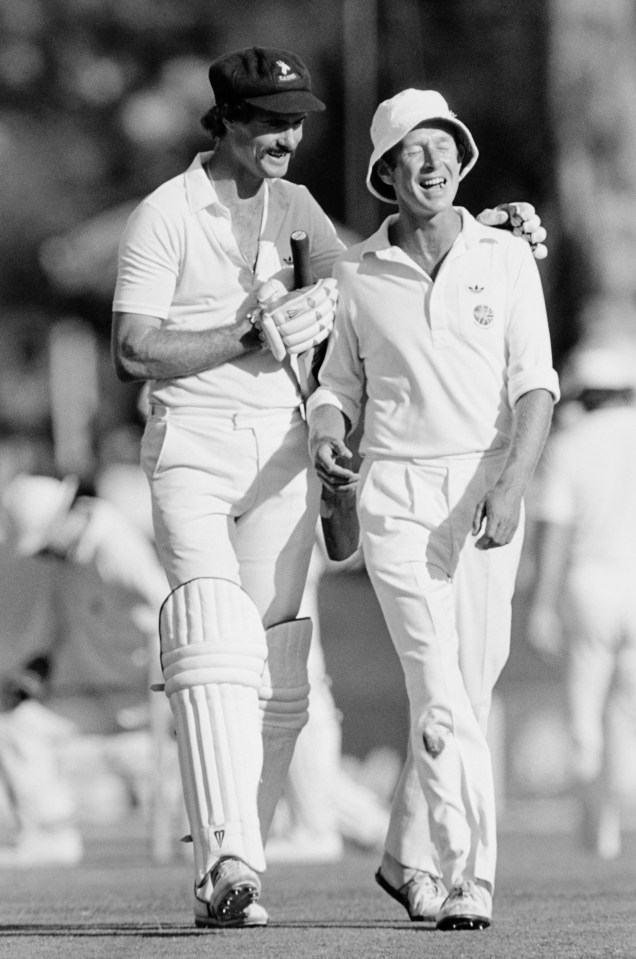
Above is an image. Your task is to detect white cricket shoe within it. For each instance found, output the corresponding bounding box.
[194,856,268,928]
[375,866,446,921]
[436,881,492,931]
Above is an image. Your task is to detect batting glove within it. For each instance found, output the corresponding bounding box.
[477,201,548,260]
[257,278,338,360]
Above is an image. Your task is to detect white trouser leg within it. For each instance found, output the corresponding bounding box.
[160,577,268,878]
[384,741,440,876]
[367,556,497,891]
[360,456,520,891]
[258,618,311,842]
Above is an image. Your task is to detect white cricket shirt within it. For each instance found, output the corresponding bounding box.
[307,209,559,458]
[113,153,344,411]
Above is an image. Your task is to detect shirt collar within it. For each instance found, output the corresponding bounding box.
[457,207,504,248]
[185,152,222,213]
[360,206,503,261]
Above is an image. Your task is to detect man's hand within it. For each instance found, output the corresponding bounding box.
[471,483,522,550]
[256,278,338,360]
[476,201,548,260]
[310,434,359,492]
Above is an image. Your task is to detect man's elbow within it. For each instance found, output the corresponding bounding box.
[111,312,157,383]
[114,362,140,383]
[111,346,146,383]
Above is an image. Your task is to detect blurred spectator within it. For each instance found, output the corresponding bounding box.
[527,343,636,859]
[0,473,168,866]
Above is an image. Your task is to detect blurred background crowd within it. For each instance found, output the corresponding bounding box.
[0,0,635,869]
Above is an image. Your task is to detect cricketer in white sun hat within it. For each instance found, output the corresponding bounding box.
[366,89,479,203]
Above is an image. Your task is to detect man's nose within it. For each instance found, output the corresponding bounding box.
[421,145,438,168]
[277,127,297,149]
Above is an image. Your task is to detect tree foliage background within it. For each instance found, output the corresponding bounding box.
[0,0,553,313]
[1,0,624,449]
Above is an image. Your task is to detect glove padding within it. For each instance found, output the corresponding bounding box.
[477,201,548,260]
[258,278,338,359]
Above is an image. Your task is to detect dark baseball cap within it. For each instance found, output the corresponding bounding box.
[208,46,325,114]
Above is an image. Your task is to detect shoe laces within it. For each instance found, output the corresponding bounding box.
[450,881,477,901]
[409,871,443,908]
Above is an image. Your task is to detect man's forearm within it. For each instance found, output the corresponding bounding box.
[112,311,262,382]
[307,403,349,453]
[497,389,554,496]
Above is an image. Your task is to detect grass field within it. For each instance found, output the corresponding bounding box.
[1,818,635,959]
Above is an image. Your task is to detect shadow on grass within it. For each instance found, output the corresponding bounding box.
[0,920,438,936]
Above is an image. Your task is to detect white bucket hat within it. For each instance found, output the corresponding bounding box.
[366,89,479,203]
[0,474,79,556]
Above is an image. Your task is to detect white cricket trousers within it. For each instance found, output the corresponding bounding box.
[141,404,320,625]
[357,452,524,892]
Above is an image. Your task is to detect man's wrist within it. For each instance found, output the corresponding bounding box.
[242,309,267,350]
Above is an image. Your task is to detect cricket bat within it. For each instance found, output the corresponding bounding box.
[290,230,360,562]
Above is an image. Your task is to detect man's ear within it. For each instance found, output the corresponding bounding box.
[220,103,235,132]
[457,143,466,166]
[376,158,395,188]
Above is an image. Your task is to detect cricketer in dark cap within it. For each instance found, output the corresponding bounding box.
[112,42,345,931]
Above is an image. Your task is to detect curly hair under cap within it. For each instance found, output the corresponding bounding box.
[200,100,259,139]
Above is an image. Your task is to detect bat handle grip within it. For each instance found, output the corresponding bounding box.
[290,230,313,289]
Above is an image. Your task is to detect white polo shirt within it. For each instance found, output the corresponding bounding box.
[113,153,344,412]
[307,209,559,459]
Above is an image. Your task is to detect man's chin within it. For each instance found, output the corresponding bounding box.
[261,155,292,178]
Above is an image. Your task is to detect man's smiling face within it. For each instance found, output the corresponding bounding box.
[379,120,464,217]
[228,107,307,180]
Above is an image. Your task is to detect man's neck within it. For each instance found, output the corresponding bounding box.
[205,146,264,203]
[390,207,462,279]
[204,150,267,267]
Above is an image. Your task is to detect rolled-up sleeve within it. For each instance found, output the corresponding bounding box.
[506,244,560,407]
